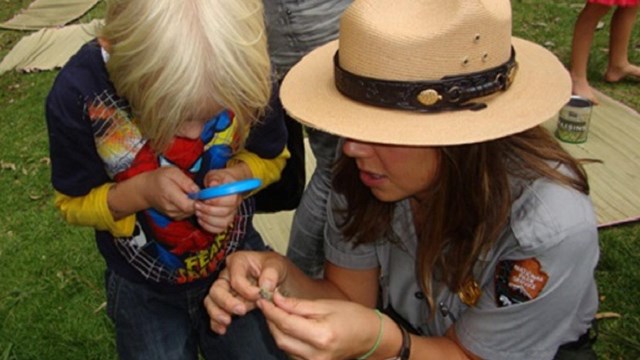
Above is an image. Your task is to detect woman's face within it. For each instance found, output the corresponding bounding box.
[342,139,440,202]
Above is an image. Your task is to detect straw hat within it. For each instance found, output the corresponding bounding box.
[280,0,571,145]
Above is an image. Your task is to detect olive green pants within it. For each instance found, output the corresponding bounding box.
[554,322,598,360]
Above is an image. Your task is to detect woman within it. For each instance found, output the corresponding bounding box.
[204,1,600,359]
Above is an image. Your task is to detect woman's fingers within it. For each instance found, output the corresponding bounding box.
[257,298,330,358]
[204,273,258,334]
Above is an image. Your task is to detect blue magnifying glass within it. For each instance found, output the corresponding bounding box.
[188,178,262,200]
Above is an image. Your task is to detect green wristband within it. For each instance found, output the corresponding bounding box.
[358,309,384,360]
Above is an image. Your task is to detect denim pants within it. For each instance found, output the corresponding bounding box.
[265,0,352,277]
[264,0,353,77]
[287,129,340,278]
[105,228,287,360]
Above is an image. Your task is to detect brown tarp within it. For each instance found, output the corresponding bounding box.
[0,0,100,30]
[0,19,101,74]
[543,91,640,228]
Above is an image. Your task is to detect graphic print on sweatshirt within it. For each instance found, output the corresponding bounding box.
[87,90,249,284]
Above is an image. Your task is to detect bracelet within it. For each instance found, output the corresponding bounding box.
[358,309,384,359]
[383,321,412,360]
[397,324,411,360]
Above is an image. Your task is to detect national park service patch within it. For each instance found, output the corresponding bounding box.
[495,258,549,307]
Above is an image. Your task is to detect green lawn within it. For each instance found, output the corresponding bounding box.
[1,0,639,359]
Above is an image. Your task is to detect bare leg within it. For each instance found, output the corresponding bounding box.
[604,5,640,82]
[570,3,610,104]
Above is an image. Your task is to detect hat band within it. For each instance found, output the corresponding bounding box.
[334,48,518,112]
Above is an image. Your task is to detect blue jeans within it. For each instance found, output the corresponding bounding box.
[264,0,352,77]
[287,128,340,278]
[105,226,287,360]
[264,0,351,278]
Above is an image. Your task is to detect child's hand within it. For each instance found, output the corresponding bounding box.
[144,166,199,220]
[196,169,244,234]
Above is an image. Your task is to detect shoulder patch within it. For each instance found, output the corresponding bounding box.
[495,258,549,307]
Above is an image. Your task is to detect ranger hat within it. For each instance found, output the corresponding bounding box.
[281,0,570,145]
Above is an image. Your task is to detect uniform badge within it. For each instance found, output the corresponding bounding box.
[458,279,482,307]
[495,258,548,307]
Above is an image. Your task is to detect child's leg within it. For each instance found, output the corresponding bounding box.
[104,270,200,360]
[199,309,288,360]
[604,5,640,82]
[570,3,611,103]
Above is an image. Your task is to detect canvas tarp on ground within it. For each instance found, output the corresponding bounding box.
[0,0,100,30]
[542,90,640,228]
[0,19,101,75]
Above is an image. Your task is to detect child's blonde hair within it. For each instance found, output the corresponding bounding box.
[100,0,271,152]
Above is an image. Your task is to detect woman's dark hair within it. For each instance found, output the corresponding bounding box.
[332,126,589,312]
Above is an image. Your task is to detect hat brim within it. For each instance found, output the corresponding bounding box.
[281,37,571,146]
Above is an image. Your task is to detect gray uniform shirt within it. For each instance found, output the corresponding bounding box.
[325,174,599,360]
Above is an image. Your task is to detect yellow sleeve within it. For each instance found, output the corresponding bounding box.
[54,183,136,237]
[228,147,290,190]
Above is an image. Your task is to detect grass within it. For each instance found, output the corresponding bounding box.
[1,0,639,359]
[0,2,116,359]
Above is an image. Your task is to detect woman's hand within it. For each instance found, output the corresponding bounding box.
[257,294,383,360]
[204,250,289,334]
[204,268,259,335]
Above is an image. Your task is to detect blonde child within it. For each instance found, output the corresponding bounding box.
[45,0,289,358]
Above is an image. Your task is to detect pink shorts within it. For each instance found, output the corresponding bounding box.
[588,0,639,6]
